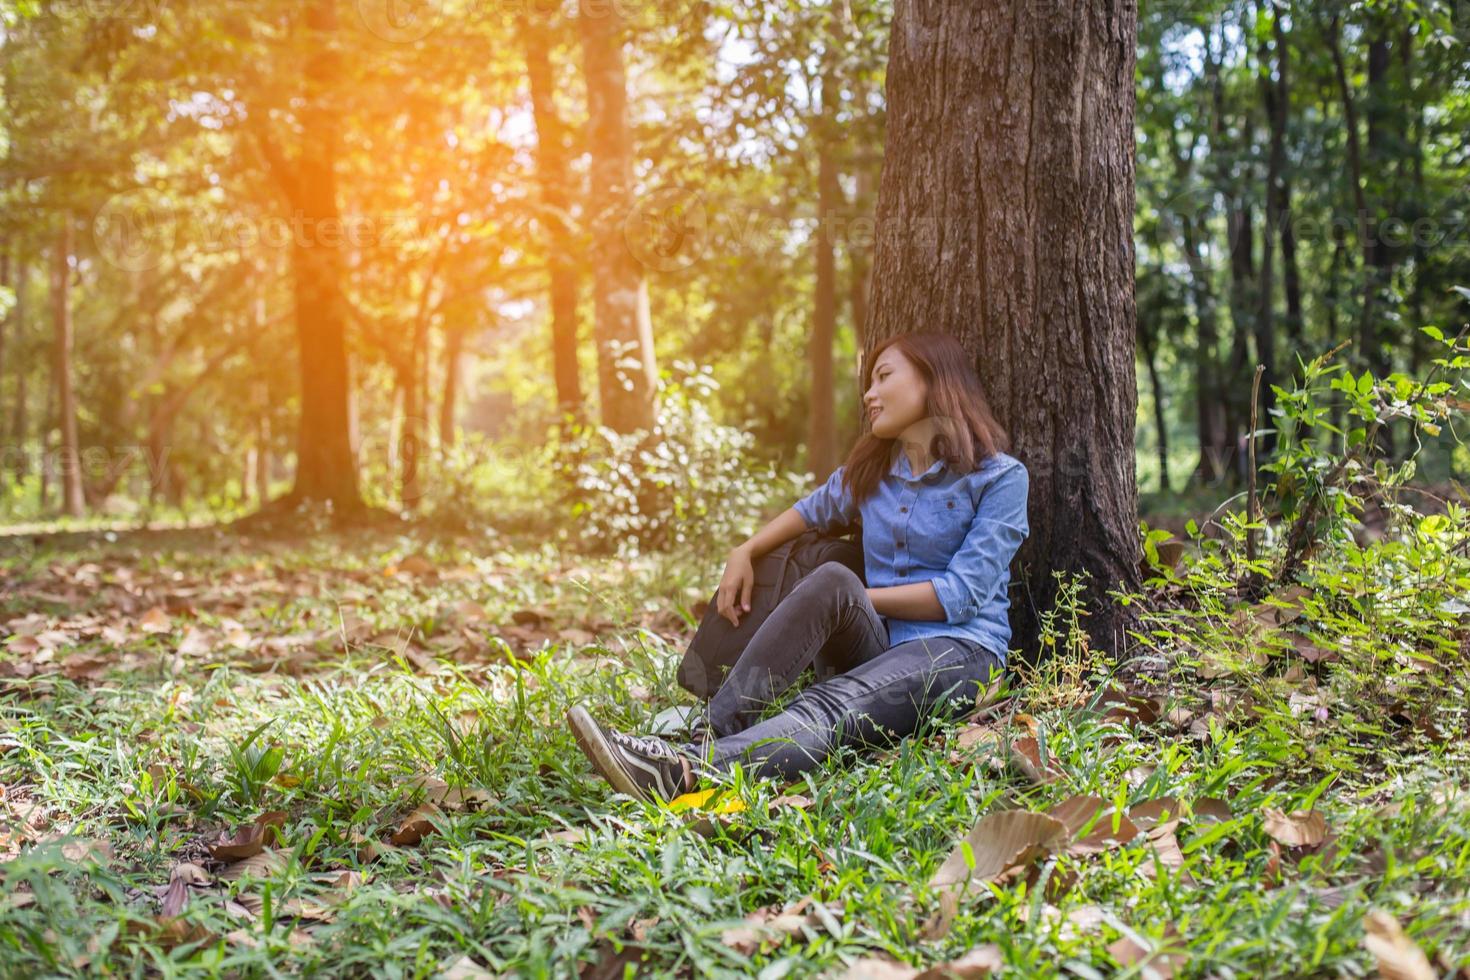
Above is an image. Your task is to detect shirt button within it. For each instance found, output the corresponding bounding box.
[898,568,907,576]
[896,540,904,547]
[900,506,907,514]
[948,501,955,509]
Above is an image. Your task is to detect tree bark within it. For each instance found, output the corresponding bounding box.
[809,20,840,483]
[521,11,586,427]
[254,380,271,504]
[1139,315,1170,492]
[5,250,25,481]
[52,218,84,517]
[1270,9,1304,354]
[260,0,361,512]
[865,0,1142,662]
[577,0,658,433]
[439,325,463,453]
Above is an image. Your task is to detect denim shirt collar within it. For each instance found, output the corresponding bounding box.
[889,446,947,483]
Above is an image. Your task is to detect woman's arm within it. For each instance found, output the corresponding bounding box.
[867,582,947,621]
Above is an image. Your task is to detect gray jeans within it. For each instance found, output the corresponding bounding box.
[692,562,1002,782]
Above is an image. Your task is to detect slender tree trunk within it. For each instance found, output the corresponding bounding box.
[52,219,84,517]
[398,361,421,510]
[577,0,658,434]
[6,252,26,481]
[809,25,840,482]
[1405,27,1426,375]
[0,241,9,418]
[1272,10,1304,354]
[254,381,271,504]
[439,326,462,453]
[1140,317,1170,492]
[865,0,1141,662]
[521,11,586,426]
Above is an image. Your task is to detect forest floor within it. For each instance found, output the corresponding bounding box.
[0,518,1467,978]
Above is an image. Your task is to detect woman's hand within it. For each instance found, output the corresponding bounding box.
[716,546,756,627]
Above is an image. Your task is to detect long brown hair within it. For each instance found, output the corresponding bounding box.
[840,332,1011,506]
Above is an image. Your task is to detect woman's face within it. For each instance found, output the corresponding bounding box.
[863,347,929,439]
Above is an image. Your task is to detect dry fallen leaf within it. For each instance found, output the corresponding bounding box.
[390,802,444,846]
[1107,924,1187,979]
[59,838,114,865]
[208,811,286,861]
[836,946,1004,980]
[217,849,290,882]
[1047,795,1140,855]
[138,606,173,634]
[439,955,497,979]
[1262,807,1328,848]
[931,809,1069,896]
[1362,910,1436,980]
[159,862,211,917]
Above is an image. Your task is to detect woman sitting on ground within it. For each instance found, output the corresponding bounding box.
[567,331,1031,803]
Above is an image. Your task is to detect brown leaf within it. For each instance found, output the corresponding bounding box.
[1008,737,1061,785]
[837,958,923,980]
[390,802,444,846]
[915,945,1004,979]
[393,554,436,577]
[452,601,487,625]
[158,861,210,917]
[1193,797,1234,823]
[1107,924,1186,979]
[1140,831,1188,881]
[1262,807,1327,848]
[138,606,172,634]
[1363,910,1436,980]
[440,955,497,979]
[931,810,1069,895]
[1128,797,1184,833]
[59,838,114,865]
[208,811,286,861]
[176,627,212,657]
[511,606,553,627]
[407,775,495,812]
[217,849,290,882]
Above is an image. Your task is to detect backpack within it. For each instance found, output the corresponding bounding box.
[676,526,867,699]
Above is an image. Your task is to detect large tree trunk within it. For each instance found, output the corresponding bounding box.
[521,11,586,427]
[278,0,361,511]
[808,26,840,482]
[865,0,1142,662]
[577,0,657,433]
[52,218,84,517]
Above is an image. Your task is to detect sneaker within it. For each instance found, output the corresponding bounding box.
[567,704,697,805]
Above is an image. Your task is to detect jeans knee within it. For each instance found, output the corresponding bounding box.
[798,561,864,596]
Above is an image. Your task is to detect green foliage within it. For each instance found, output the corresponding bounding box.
[552,360,808,558]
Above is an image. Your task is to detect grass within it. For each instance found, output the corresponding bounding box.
[0,521,1467,978]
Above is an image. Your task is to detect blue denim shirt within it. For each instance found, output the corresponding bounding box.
[792,448,1030,665]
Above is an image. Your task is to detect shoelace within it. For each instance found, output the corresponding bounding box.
[610,729,687,765]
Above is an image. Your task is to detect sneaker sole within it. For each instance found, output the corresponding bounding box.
[566,705,648,801]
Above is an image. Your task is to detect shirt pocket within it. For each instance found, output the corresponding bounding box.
[915,489,975,562]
